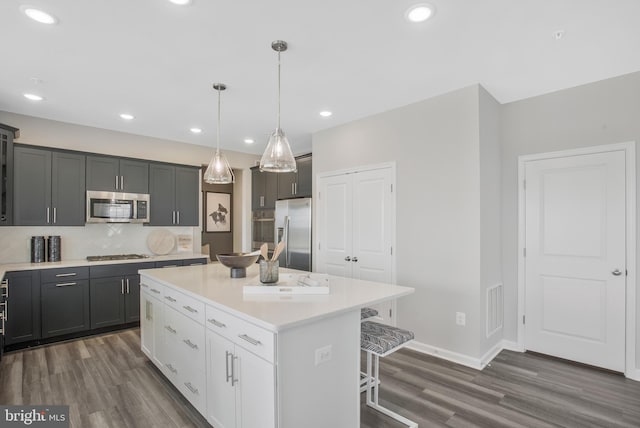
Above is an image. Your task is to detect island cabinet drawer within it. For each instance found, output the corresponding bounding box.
[41,266,89,283]
[140,281,164,298]
[206,305,275,363]
[164,288,205,325]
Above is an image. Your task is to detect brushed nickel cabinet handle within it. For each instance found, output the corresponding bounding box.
[207,318,226,328]
[238,334,261,346]
[165,325,177,334]
[164,296,177,302]
[55,273,77,277]
[183,305,198,313]
[55,282,77,287]
[183,339,198,350]
[184,382,199,395]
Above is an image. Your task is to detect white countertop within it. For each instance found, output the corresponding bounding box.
[139,263,415,332]
[0,253,208,279]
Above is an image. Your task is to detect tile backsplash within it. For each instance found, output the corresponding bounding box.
[0,224,200,263]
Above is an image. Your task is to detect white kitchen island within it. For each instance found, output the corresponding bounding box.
[139,263,414,428]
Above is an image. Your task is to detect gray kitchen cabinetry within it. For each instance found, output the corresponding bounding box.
[86,155,149,193]
[155,258,207,269]
[89,262,155,329]
[0,123,18,226]
[251,167,278,210]
[3,270,41,345]
[149,163,199,226]
[41,267,90,338]
[14,146,86,226]
[277,154,312,200]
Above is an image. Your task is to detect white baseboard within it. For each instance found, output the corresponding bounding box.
[625,368,640,382]
[405,339,522,371]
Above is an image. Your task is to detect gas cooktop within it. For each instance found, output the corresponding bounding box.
[86,254,150,262]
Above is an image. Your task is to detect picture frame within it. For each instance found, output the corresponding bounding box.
[205,192,231,232]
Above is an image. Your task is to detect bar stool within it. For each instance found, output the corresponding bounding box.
[360,321,417,428]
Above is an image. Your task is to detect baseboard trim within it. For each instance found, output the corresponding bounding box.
[625,368,640,382]
[406,339,521,371]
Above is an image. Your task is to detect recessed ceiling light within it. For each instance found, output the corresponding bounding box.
[319,111,333,117]
[244,138,255,144]
[21,6,58,24]
[23,93,44,101]
[168,0,191,5]
[553,30,565,40]
[190,127,202,134]
[120,113,134,120]
[405,4,435,23]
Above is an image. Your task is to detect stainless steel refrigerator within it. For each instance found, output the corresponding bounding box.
[275,198,312,271]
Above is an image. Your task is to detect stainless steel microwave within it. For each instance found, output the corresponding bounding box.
[86,191,150,223]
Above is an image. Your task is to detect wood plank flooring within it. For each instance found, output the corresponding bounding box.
[2,328,639,427]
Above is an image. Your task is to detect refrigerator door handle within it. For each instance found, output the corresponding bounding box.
[284,215,291,266]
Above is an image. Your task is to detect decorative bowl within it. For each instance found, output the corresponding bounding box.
[216,253,260,278]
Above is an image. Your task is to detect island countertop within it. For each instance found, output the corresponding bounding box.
[139,263,414,332]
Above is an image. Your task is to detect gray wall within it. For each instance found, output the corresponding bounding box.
[313,85,494,358]
[500,71,640,367]
[478,86,503,357]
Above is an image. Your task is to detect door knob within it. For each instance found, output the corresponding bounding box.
[352,257,358,262]
[612,269,623,276]
[344,256,351,262]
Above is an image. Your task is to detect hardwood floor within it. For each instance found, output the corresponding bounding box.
[2,329,639,427]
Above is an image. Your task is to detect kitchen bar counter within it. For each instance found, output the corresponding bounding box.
[0,253,207,279]
[139,263,414,332]
[139,263,414,427]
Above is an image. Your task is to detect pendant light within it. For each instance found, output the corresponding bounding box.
[259,40,297,173]
[204,83,235,184]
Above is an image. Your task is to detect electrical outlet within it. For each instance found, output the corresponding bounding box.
[315,345,332,366]
[456,312,466,326]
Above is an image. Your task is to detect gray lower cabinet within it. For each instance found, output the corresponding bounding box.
[41,267,91,338]
[3,270,41,345]
[89,262,154,329]
[86,155,149,193]
[149,164,199,226]
[14,145,86,226]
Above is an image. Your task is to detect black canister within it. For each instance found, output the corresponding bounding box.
[30,236,46,263]
[48,235,61,262]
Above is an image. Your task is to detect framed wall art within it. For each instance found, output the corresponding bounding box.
[206,192,231,232]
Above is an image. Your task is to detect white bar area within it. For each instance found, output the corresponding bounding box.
[138,263,414,428]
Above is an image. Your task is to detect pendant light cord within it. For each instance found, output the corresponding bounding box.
[216,87,221,151]
[277,50,281,129]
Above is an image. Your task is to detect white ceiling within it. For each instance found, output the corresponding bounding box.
[1,0,639,156]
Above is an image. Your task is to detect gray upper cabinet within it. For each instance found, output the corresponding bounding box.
[0,123,18,226]
[276,154,312,200]
[252,168,278,210]
[87,155,149,193]
[14,146,86,226]
[149,163,199,226]
[52,151,86,225]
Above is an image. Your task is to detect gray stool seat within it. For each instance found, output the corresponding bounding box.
[361,321,414,355]
[360,307,379,321]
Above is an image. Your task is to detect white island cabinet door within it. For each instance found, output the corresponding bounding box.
[206,330,237,428]
[140,291,154,359]
[236,345,276,428]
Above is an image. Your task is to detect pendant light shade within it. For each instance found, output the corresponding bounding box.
[204,83,235,184]
[260,40,297,173]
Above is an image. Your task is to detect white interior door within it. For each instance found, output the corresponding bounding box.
[317,166,396,324]
[317,174,353,278]
[524,150,626,371]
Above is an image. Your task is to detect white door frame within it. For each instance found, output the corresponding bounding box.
[517,141,637,379]
[315,161,397,284]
